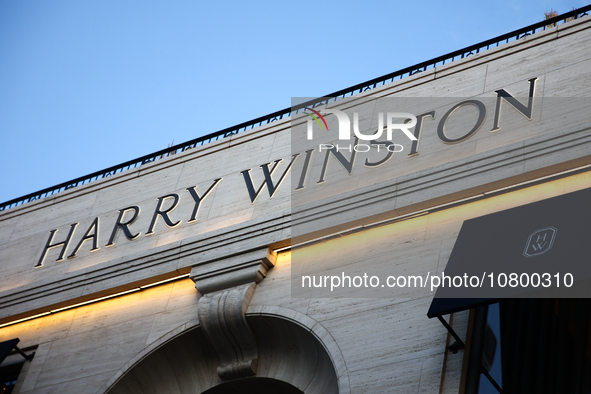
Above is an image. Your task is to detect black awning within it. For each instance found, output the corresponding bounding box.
[427,298,494,318]
[0,339,20,365]
[0,338,34,365]
[428,186,591,318]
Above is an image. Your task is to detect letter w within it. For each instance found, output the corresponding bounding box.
[241,154,300,203]
[532,242,547,251]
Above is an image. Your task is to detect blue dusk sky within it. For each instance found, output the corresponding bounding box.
[0,0,587,203]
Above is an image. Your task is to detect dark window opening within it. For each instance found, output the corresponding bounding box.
[0,339,36,394]
[466,299,591,394]
[0,361,25,394]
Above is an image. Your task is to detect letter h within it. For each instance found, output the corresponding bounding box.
[36,223,78,267]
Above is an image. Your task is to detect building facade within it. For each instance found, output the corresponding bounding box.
[1,9,591,393]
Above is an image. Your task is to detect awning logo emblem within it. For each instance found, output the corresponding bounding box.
[523,227,557,257]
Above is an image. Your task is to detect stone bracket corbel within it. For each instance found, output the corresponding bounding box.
[191,247,277,381]
[198,283,258,380]
[191,247,276,294]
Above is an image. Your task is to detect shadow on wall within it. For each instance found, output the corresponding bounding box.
[106,315,339,394]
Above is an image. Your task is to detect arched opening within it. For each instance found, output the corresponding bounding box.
[202,377,304,394]
[107,315,339,394]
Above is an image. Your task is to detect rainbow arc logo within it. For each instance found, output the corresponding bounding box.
[304,108,328,131]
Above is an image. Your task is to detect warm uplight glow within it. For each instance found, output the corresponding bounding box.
[49,288,142,313]
[2,165,590,330]
[140,274,190,289]
[0,274,191,329]
[483,163,591,195]
[277,164,591,252]
[0,312,51,328]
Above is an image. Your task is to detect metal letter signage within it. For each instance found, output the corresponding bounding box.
[33,78,541,268]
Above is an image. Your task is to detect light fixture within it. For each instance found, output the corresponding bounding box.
[0,274,190,328]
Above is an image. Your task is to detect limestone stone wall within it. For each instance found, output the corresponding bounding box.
[1,16,590,394]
